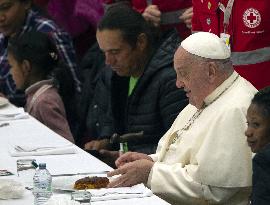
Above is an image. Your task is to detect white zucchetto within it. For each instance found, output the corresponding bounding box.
[181,32,231,59]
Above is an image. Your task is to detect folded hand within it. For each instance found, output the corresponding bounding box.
[115,152,153,168]
[179,7,193,29]
[84,139,110,150]
[107,159,154,188]
[142,5,161,27]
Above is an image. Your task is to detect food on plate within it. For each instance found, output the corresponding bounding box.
[74,176,109,190]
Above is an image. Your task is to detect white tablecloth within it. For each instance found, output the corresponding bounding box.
[0,104,169,205]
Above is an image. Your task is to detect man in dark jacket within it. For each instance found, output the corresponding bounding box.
[81,6,187,157]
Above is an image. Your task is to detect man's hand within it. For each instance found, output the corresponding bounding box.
[115,152,153,168]
[107,159,154,188]
[84,139,110,150]
[142,5,161,27]
[179,7,193,29]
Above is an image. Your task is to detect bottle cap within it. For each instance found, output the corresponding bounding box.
[119,142,128,153]
[38,163,46,169]
[119,143,124,152]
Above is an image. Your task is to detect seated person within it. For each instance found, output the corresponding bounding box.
[107,32,257,205]
[0,0,80,106]
[80,6,187,157]
[245,86,270,205]
[8,31,75,143]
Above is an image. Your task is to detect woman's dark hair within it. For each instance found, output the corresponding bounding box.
[98,5,160,49]
[252,86,270,117]
[8,31,75,116]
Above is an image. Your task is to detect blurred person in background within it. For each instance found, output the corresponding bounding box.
[0,0,80,107]
[104,0,193,39]
[33,0,104,60]
[192,0,270,90]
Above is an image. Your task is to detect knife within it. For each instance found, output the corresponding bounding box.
[52,171,110,177]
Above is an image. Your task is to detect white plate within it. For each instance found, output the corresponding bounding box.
[0,97,8,107]
[53,176,79,191]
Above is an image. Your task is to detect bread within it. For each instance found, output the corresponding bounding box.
[74,176,109,190]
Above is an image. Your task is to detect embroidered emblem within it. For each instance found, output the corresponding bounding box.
[206,18,211,25]
[208,2,211,10]
[243,8,261,28]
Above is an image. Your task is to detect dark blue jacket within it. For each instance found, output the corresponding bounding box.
[80,29,188,154]
[252,143,270,205]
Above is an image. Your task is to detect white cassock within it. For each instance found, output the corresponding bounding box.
[147,72,257,205]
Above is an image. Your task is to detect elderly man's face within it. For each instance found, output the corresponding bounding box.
[96,29,142,77]
[174,48,210,109]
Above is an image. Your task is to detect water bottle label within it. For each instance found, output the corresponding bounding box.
[40,183,51,190]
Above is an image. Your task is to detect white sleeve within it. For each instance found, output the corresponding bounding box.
[148,163,244,204]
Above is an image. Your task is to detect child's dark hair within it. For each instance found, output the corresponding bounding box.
[252,86,270,118]
[8,31,75,116]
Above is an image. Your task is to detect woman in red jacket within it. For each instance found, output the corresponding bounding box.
[192,0,270,89]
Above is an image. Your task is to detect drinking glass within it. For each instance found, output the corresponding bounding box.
[16,159,37,187]
[71,190,91,204]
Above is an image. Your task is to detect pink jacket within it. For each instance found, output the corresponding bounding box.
[25,80,75,143]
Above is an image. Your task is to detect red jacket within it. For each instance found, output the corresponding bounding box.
[192,0,270,89]
[104,0,192,39]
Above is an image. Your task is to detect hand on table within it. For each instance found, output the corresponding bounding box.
[84,139,110,150]
[142,5,161,27]
[107,159,154,188]
[179,7,193,29]
[115,152,153,168]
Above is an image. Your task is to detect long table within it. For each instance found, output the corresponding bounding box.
[0,104,169,205]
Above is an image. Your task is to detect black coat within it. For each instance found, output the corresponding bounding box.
[251,143,270,205]
[81,30,188,153]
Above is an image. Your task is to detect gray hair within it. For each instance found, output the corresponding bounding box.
[189,54,233,73]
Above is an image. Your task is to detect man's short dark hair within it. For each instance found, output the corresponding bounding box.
[98,6,157,48]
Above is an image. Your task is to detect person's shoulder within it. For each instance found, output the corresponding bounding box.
[35,87,63,107]
[159,29,181,53]
[237,75,258,93]
[235,76,257,101]
[222,75,257,107]
[254,144,270,164]
[31,11,63,33]
[148,31,179,73]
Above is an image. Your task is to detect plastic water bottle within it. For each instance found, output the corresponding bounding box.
[32,163,52,205]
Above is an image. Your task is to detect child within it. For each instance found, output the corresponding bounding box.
[245,86,270,204]
[7,31,75,143]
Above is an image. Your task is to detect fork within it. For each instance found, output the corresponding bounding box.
[15,146,57,152]
[0,122,9,128]
[91,192,142,197]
